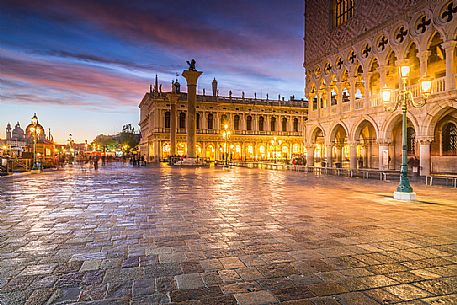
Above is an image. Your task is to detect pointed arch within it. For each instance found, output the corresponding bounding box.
[308,125,326,145]
[329,121,350,144]
[351,116,380,141]
[381,112,420,141]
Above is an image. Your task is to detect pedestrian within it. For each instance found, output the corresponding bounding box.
[94,156,99,170]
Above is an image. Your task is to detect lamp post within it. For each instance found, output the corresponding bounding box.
[270,136,282,163]
[382,66,432,200]
[221,124,231,167]
[67,134,75,164]
[30,113,41,172]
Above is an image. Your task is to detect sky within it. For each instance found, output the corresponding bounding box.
[0,0,305,143]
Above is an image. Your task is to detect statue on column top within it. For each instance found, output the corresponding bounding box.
[186,59,197,71]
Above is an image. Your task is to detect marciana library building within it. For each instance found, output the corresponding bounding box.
[140,0,457,175]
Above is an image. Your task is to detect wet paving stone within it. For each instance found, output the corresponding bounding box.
[0,165,456,304]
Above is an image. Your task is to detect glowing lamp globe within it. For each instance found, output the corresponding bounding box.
[421,77,432,99]
[400,65,410,79]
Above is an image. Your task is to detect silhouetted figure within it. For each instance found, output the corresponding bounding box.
[94,157,99,170]
[186,59,197,71]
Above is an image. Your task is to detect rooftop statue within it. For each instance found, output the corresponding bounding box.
[186,59,197,71]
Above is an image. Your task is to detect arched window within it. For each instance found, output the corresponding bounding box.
[259,116,264,131]
[293,118,299,132]
[220,114,228,129]
[271,117,276,132]
[234,115,240,130]
[407,127,415,155]
[342,88,350,102]
[164,111,170,129]
[179,112,186,129]
[246,116,252,131]
[282,117,287,132]
[207,113,214,130]
[196,113,200,130]
[313,96,318,110]
[331,89,337,105]
[443,122,457,156]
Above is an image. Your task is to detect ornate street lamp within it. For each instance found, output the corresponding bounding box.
[30,113,41,171]
[67,134,75,164]
[382,66,432,200]
[221,124,231,167]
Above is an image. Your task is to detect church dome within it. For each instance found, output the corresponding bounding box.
[11,122,25,141]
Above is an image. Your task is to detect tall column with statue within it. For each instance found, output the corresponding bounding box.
[182,59,202,160]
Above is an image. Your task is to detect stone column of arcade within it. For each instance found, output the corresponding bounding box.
[378,140,390,170]
[306,145,315,167]
[325,144,333,167]
[418,138,433,176]
[349,141,358,170]
[182,61,203,163]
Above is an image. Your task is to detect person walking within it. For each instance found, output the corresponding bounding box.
[93,156,99,170]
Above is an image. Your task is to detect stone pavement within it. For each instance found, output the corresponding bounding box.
[0,164,456,305]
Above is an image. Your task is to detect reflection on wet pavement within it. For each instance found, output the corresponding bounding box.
[0,164,456,304]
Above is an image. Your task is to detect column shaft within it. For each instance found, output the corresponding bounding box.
[169,96,178,156]
[349,143,358,170]
[182,70,203,159]
[306,146,315,167]
[443,41,457,90]
[419,140,432,176]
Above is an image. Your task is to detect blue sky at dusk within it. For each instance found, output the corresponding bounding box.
[0,0,304,143]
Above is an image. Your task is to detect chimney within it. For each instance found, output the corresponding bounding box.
[212,78,218,97]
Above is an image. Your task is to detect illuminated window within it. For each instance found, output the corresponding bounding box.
[443,122,457,156]
[333,0,354,27]
[293,143,300,153]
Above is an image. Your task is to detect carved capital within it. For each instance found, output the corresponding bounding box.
[417,137,434,145]
[442,40,457,51]
[377,138,391,145]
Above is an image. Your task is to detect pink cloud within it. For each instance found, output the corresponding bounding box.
[0,50,148,108]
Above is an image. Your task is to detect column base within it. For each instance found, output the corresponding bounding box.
[393,191,416,201]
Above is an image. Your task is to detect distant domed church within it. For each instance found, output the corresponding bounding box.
[6,122,25,142]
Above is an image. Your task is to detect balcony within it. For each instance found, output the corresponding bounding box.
[154,128,302,137]
[342,102,350,113]
[354,98,365,110]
